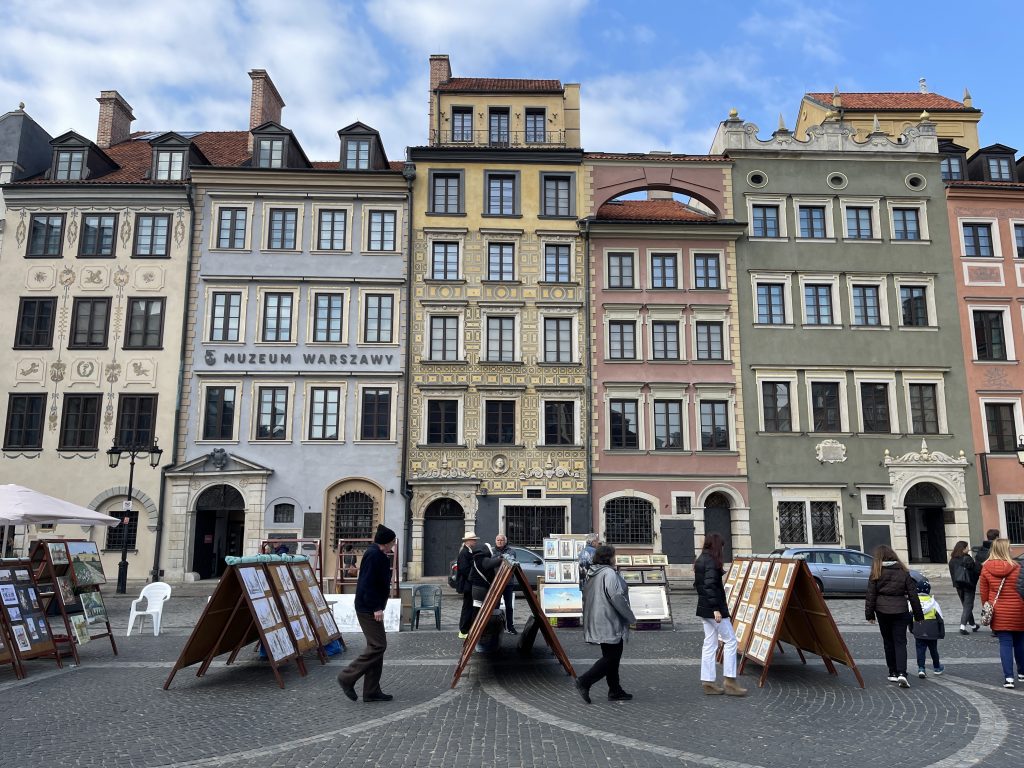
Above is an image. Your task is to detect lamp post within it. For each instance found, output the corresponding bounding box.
[107,438,163,594]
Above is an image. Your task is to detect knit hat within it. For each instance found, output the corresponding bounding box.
[373,524,397,545]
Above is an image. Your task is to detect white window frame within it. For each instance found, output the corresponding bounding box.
[798,274,840,328]
[853,373,899,434]
[537,393,581,447]
[260,203,304,253]
[746,195,788,240]
[480,307,522,363]
[363,205,403,254]
[423,307,466,362]
[902,373,947,436]
[669,490,696,519]
[428,237,463,281]
[957,216,1002,259]
[603,384,646,451]
[648,384,689,451]
[978,397,1023,455]
[603,306,642,361]
[647,308,685,362]
[967,303,1015,361]
[793,196,836,242]
[209,200,255,251]
[311,203,354,253]
[893,276,937,330]
[694,385,737,452]
[306,287,351,345]
[804,373,849,434]
[647,248,682,290]
[250,380,295,442]
[769,485,845,547]
[755,371,800,433]
[690,249,725,290]
[996,494,1024,545]
[857,487,892,516]
[355,382,398,444]
[302,380,347,443]
[839,198,882,243]
[605,248,639,290]
[540,237,575,283]
[539,310,578,364]
[846,275,890,329]
[203,285,248,344]
[498,497,572,538]
[255,286,299,346]
[690,307,730,361]
[750,271,793,328]
[886,200,929,243]
[196,378,243,444]
[357,288,399,346]
[422,392,465,446]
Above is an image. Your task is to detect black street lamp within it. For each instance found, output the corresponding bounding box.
[107,438,163,594]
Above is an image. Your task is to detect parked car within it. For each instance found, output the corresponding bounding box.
[769,547,931,595]
[448,546,544,592]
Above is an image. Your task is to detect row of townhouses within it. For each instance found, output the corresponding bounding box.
[1,57,1022,586]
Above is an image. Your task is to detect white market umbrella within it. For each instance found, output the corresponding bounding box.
[0,485,117,554]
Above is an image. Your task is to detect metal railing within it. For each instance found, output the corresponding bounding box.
[429,128,567,148]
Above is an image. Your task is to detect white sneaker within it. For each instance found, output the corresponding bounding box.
[886,674,899,682]
[1004,678,1015,689]
[1018,673,1024,682]
[897,675,910,688]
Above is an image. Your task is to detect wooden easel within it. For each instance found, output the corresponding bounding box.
[0,559,62,678]
[287,561,344,651]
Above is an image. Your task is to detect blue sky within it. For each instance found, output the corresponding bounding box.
[1,0,1019,161]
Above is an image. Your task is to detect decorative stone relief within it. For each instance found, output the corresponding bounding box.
[984,368,1011,388]
[134,266,165,291]
[15,211,27,246]
[490,454,510,474]
[112,266,130,289]
[79,266,110,290]
[173,209,187,246]
[27,266,57,291]
[70,358,102,386]
[815,439,847,463]
[412,466,475,480]
[58,267,76,288]
[15,358,45,385]
[965,265,1002,284]
[519,460,580,481]
[119,214,132,249]
[884,439,967,466]
[49,361,66,383]
[103,392,116,431]
[125,358,156,386]
[66,214,79,247]
[104,362,121,384]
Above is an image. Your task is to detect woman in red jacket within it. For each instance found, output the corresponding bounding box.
[979,538,1024,688]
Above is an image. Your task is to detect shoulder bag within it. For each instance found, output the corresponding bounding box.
[980,576,1007,627]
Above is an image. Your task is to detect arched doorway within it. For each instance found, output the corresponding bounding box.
[192,484,246,579]
[423,498,464,576]
[905,482,947,564]
[704,492,733,562]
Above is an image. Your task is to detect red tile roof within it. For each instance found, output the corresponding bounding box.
[596,199,714,222]
[804,92,973,111]
[436,77,563,93]
[586,152,728,163]
[947,180,1024,190]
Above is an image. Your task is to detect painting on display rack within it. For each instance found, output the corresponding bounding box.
[66,542,107,587]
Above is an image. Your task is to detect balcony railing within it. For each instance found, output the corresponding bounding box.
[429,129,567,148]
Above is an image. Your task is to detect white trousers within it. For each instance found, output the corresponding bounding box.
[701,617,738,681]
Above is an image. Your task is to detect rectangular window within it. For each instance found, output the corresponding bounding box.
[426,400,459,445]
[257,138,284,168]
[778,501,807,544]
[267,208,297,250]
[217,207,247,249]
[860,383,891,433]
[974,310,1007,361]
[55,150,85,180]
[488,108,510,145]
[940,156,962,181]
[1005,502,1024,545]
[544,244,571,282]
[69,297,110,348]
[811,382,841,432]
[761,382,792,432]
[452,107,473,142]
[609,399,639,449]
[488,243,514,281]
[368,210,396,251]
[851,285,881,326]
[155,150,185,181]
[804,284,833,325]
[273,503,295,524]
[752,205,779,237]
[15,297,56,349]
[846,207,873,239]
[985,403,1017,452]
[505,504,566,549]
[429,316,459,361]
[693,254,720,289]
[345,139,370,170]
[607,252,634,288]
[133,214,171,257]
[209,292,242,342]
[799,206,827,238]
[360,388,392,440]
[308,387,340,440]
[963,223,993,256]
[608,320,636,359]
[525,109,546,143]
[484,400,516,445]
[700,401,730,450]
[1015,224,1024,258]
[116,394,157,448]
[80,214,116,257]
[485,316,515,362]
[900,285,929,327]
[653,400,683,449]
[431,242,459,280]
[363,294,394,344]
[695,321,724,360]
[4,394,46,450]
[756,283,786,324]
[892,208,920,241]
[256,387,288,440]
[651,321,679,360]
[59,394,102,451]
[317,209,347,250]
[544,401,575,445]
[988,157,1012,181]
[486,173,516,215]
[810,502,840,544]
[261,292,293,343]
[312,293,344,343]
[431,173,461,214]
[202,386,236,440]
[909,383,939,435]
[542,175,571,216]
[650,253,678,289]
[27,214,64,257]
[544,317,572,363]
[124,298,165,349]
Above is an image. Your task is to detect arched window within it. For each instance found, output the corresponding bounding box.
[105,504,138,551]
[333,491,376,546]
[604,496,654,545]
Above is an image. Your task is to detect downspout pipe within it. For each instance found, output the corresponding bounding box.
[151,181,196,581]
[400,160,417,579]
[580,217,594,534]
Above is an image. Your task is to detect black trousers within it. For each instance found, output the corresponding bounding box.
[338,612,387,696]
[876,612,911,676]
[501,585,514,630]
[578,641,625,694]
[459,591,475,634]
[956,586,977,627]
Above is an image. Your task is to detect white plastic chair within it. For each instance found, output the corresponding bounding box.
[126,582,172,636]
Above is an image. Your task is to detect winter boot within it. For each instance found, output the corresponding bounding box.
[723,677,748,696]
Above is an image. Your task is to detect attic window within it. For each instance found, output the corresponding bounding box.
[988,157,1012,181]
[55,150,85,181]
[155,150,185,181]
[345,139,369,170]
[256,138,284,169]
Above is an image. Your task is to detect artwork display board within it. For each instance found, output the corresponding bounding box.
[164,562,305,689]
[616,562,671,627]
[539,534,585,624]
[727,557,863,689]
[335,538,399,597]
[451,560,575,688]
[327,594,401,633]
[0,560,61,678]
[261,539,323,588]
[265,562,321,661]
[288,561,343,649]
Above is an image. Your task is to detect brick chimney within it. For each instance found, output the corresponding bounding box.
[95,91,135,149]
[248,69,285,151]
[428,54,452,143]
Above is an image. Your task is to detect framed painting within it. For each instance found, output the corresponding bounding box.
[539,584,583,617]
[614,555,633,566]
[542,538,558,560]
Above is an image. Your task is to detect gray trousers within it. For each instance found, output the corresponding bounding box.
[338,612,387,696]
[956,586,977,627]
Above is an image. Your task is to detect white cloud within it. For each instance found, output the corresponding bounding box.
[740,1,848,66]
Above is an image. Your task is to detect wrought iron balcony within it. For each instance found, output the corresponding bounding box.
[429,128,568,148]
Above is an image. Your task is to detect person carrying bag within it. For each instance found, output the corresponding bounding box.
[978,538,1024,689]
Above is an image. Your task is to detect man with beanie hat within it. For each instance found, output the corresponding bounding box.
[337,524,396,702]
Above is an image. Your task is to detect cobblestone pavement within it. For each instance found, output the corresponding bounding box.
[2,581,1021,768]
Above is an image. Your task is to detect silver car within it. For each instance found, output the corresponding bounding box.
[770,547,931,594]
[448,546,544,591]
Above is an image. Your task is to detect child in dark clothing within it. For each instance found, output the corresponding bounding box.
[916,582,945,678]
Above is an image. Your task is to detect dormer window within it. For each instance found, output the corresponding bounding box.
[988,157,1012,181]
[55,150,85,180]
[345,140,370,170]
[940,156,962,181]
[257,138,284,169]
[155,150,185,180]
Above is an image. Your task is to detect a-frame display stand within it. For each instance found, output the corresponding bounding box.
[287,561,344,651]
[451,560,575,688]
[0,559,62,678]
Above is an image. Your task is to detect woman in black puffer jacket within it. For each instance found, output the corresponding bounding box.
[694,533,746,696]
[866,544,924,688]
[467,542,504,628]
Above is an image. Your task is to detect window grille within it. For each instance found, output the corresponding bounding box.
[866,494,887,511]
[810,502,840,544]
[1005,501,1024,545]
[333,491,376,548]
[274,503,295,524]
[504,504,564,549]
[778,501,806,544]
[604,497,654,545]
[105,507,139,551]
[675,496,692,515]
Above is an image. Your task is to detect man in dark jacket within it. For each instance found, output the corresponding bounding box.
[337,524,396,702]
[456,532,477,639]
[975,529,999,566]
[494,534,517,634]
